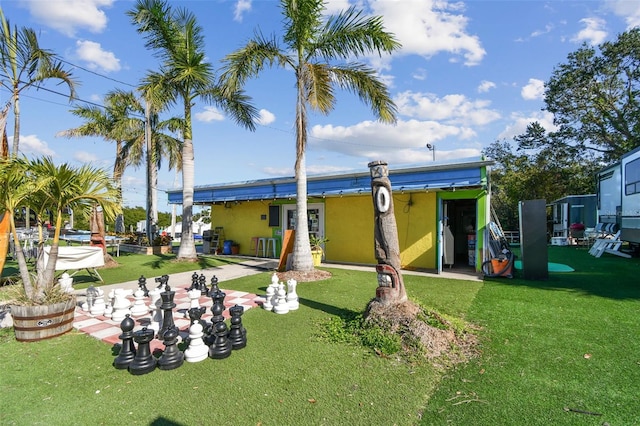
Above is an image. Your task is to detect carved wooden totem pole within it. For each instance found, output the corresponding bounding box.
[368,161,407,305]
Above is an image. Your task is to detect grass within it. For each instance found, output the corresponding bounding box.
[1,246,639,424]
[421,246,640,425]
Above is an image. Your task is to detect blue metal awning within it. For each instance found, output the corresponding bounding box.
[167,158,492,204]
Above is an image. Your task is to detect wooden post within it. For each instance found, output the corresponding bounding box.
[369,161,407,305]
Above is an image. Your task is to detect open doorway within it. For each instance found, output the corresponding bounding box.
[442,199,477,270]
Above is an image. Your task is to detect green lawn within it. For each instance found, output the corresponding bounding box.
[1,246,639,425]
[422,246,640,425]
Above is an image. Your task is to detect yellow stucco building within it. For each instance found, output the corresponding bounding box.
[168,158,493,274]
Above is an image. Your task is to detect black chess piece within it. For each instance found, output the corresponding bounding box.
[208,320,232,359]
[199,273,209,296]
[228,304,247,350]
[189,271,199,291]
[138,275,149,297]
[155,276,163,290]
[128,327,156,375]
[210,290,226,324]
[113,314,136,369]
[209,275,220,294]
[157,326,184,370]
[158,285,176,340]
[160,274,169,288]
[188,306,207,325]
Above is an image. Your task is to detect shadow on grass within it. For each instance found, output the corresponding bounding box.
[150,418,186,426]
[298,296,360,317]
[487,246,640,300]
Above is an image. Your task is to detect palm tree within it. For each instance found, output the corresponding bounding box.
[128,0,258,260]
[0,156,120,303]
[0,7,78,157]
[58,89,182,236]
[57,90,140,201]
[220,0,400,271]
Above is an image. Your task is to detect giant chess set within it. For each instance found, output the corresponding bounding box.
[74,272,299,375]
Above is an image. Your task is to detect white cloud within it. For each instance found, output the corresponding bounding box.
[530,24,554,38]
[73,151,100,163]
[324,0,353,15]
[412,68,428,81]
[607,0,640,29]
[478,80,496,93]
[25,0,113,37]
[195,106,225,123]
[370,0,486,66]
[521,78,545,100]
[572,17,608,45]
[75,40,121,72]
[234,0,252,22]
[394,91,501,126]
[497,111,557,140]
[309,118,481,165]
[15,135,55,156]
[256,109,276,126]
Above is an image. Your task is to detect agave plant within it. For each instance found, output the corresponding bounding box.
[0,156,121,304]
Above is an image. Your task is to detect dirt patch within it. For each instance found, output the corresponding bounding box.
[365,299,479,366]
[276,269,333,282]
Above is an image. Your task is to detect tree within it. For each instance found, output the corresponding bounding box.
[58,89,182,237]
[0,7,77,157]
[220,0,400,271]
[0,156,120,303]
[128,0,258,260]
[484,123,600,230]
[545,28,640,163]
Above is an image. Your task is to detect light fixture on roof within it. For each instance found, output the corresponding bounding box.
[426,143,435,161]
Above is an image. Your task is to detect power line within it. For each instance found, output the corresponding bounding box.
[58,58,137,88]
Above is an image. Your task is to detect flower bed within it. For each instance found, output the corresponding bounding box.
[119,244,173,255]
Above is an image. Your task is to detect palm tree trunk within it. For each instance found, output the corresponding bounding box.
[145,100,154,243]
[9,212,34,296]
[11,91,20,156]
[291,77,313,271]
[178,99,196,259]
[38,212,63,301]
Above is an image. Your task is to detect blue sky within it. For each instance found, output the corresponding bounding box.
[1,0,638,212]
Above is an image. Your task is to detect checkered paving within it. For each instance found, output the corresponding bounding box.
[73,286,264,353]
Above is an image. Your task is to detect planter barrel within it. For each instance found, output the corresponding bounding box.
[11,297,76,342]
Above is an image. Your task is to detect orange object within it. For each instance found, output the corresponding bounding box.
[0,211,9,275]
[490,258,513,277]
[277,230,295,271]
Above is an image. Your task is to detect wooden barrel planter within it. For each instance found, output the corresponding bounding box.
[11,297,76,342]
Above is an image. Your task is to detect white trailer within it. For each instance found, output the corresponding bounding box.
[597,146,640,246]
[620,146,640,244]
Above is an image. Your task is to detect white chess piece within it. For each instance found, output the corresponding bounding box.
[90,288,106,316]
[104,289,115,318]
[271,273,279,286]
[286,278,299,310]
[58,272,74,294]
[148,288,162,334]
[129,287,148,317]
[263,285,274,311]
[111,289,132,322]
[184,322,208,363]
[185,288,201,318]
[273,283,290,314]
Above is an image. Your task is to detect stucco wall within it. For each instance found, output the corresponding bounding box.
[325,191,437,269]
[208,188,487,271]
[210,202,277,255]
